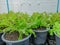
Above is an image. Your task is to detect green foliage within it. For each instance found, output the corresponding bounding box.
[49,13,60,26]
[49,22,60,36]
[1,11,60,40]
[49,13,60,36]
[30,12,50,29]
[30,12,41,29]
[0,13,8,32]
[0,11,36,40]
[39,12,50,28]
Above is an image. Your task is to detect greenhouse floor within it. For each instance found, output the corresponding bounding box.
[30,42,56,45]
[30,39,56,45]
[1,39,56,45]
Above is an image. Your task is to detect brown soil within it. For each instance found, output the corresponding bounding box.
[4,31,19,41]
[4,31,27,41]
[33,26,46,30]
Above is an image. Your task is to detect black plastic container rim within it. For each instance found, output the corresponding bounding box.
[0,32,3,34]
[34,28,50,32]
[1,33,31,43]
[54,32,60,38]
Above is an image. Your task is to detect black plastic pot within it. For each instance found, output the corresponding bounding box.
[29,35,34,44]
[2,33,31,45]
[47,33,55,45]
[33,28,49,45]
[55,32,60,45]
[0,33,6,45]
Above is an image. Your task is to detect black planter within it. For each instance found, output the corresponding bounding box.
[2,33,31,45]
[30,35,34,44]
[33,29,49,45]
[48,33,55,45]
[55,33,60,45]
[0,33,6,45]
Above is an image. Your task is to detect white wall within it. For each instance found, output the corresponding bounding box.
[0,0,58,14]
[9,0,20,12]
[9,0,58,14]
[0,0,8,13]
